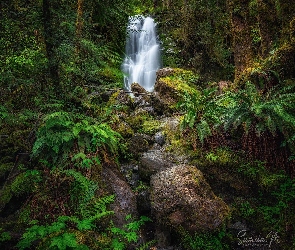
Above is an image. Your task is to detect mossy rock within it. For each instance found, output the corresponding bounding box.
[125,110,150,131]
[151,165,230,234]
[153,68,200,113]
[107,90,134,109]
[131,82,148,96]
[141,120,162,135]
[127,134,152,159]
[115,122,134,138]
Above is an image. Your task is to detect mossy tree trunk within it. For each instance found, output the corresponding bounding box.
[227,0,254,80]
[256,0,278,58]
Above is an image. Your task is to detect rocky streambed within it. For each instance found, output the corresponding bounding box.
[100,68,234,249]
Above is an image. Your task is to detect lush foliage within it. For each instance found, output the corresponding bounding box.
[156,0,233,80]
[179,87,220,143]
[181,228,228,250]
[17,209,151,250]
[219,82,295,137]
[32,111,122,168]
[1,0,295,249]
[180,81,295,146]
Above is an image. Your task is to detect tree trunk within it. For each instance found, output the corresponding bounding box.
[43,0,59,86]
[256,0,278,58]
[75,0,84,52]
[228,0,254,80]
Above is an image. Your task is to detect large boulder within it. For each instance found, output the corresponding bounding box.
[139,149,173,180]
[153,68,200,115]
[127,133,152,159]
[156,67,174,80]
[131,82,148,96]
[150,165,230,233]
[102,166,137,227]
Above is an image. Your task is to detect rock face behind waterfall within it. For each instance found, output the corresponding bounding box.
[122,15,161,92]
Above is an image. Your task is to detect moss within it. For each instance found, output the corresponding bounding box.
[0,185,13,214]
[237,160,287,190]
[154,68,200,110]
[162,116,187,151]
[204,148,239,167]
[0,163,13,178]
[126,110,150,132]
[141,120,161,135]
[107,90,121,106]
[10,172,36,196]
[161,68,200,95]
[115,122,134,138]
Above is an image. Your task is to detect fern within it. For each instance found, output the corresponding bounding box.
[0,229,11,243]
[136,240,157,250]
[75,39,123,86]
[195,119,212,143]
[80,195,115,223]
[32,112,75,164]
[180,81,295,145]
[62,169,115,222]
[17,194,115,250]
[219,82,295,138]
[32,111,122,169]
[63,169,97,207]
[49,233,87,250]
[110,215,152,249]
[16,219,89,250]
[179,87,221,143]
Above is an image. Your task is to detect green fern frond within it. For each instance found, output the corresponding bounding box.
[136,240,157,250]
[49,233,82,250]
[196,119,212,144]
[32,111,122,168]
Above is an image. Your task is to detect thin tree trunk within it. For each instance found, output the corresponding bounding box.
[75,0,84,53]
[43,0,59,86]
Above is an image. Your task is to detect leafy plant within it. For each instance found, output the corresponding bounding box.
[16,216,89,250]
[239,201,256,218]
[258,178,295,230]
[219,82,295,137]
[17,191,115,250]
[180,81,295,147]
[179,87,221,143]
[61,39,123,88]
[181,228,228,250]
[32,111,122,168]
[238,160,286,189]
[0,228,11,243]
[110,215,152,250]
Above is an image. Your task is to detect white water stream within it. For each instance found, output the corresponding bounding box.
[122,15,161,92]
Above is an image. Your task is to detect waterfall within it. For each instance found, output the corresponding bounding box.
[122,15,161,92]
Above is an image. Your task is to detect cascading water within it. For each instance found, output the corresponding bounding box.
[122,15,161,92]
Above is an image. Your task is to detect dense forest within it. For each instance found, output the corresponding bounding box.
[1,0,295,249]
